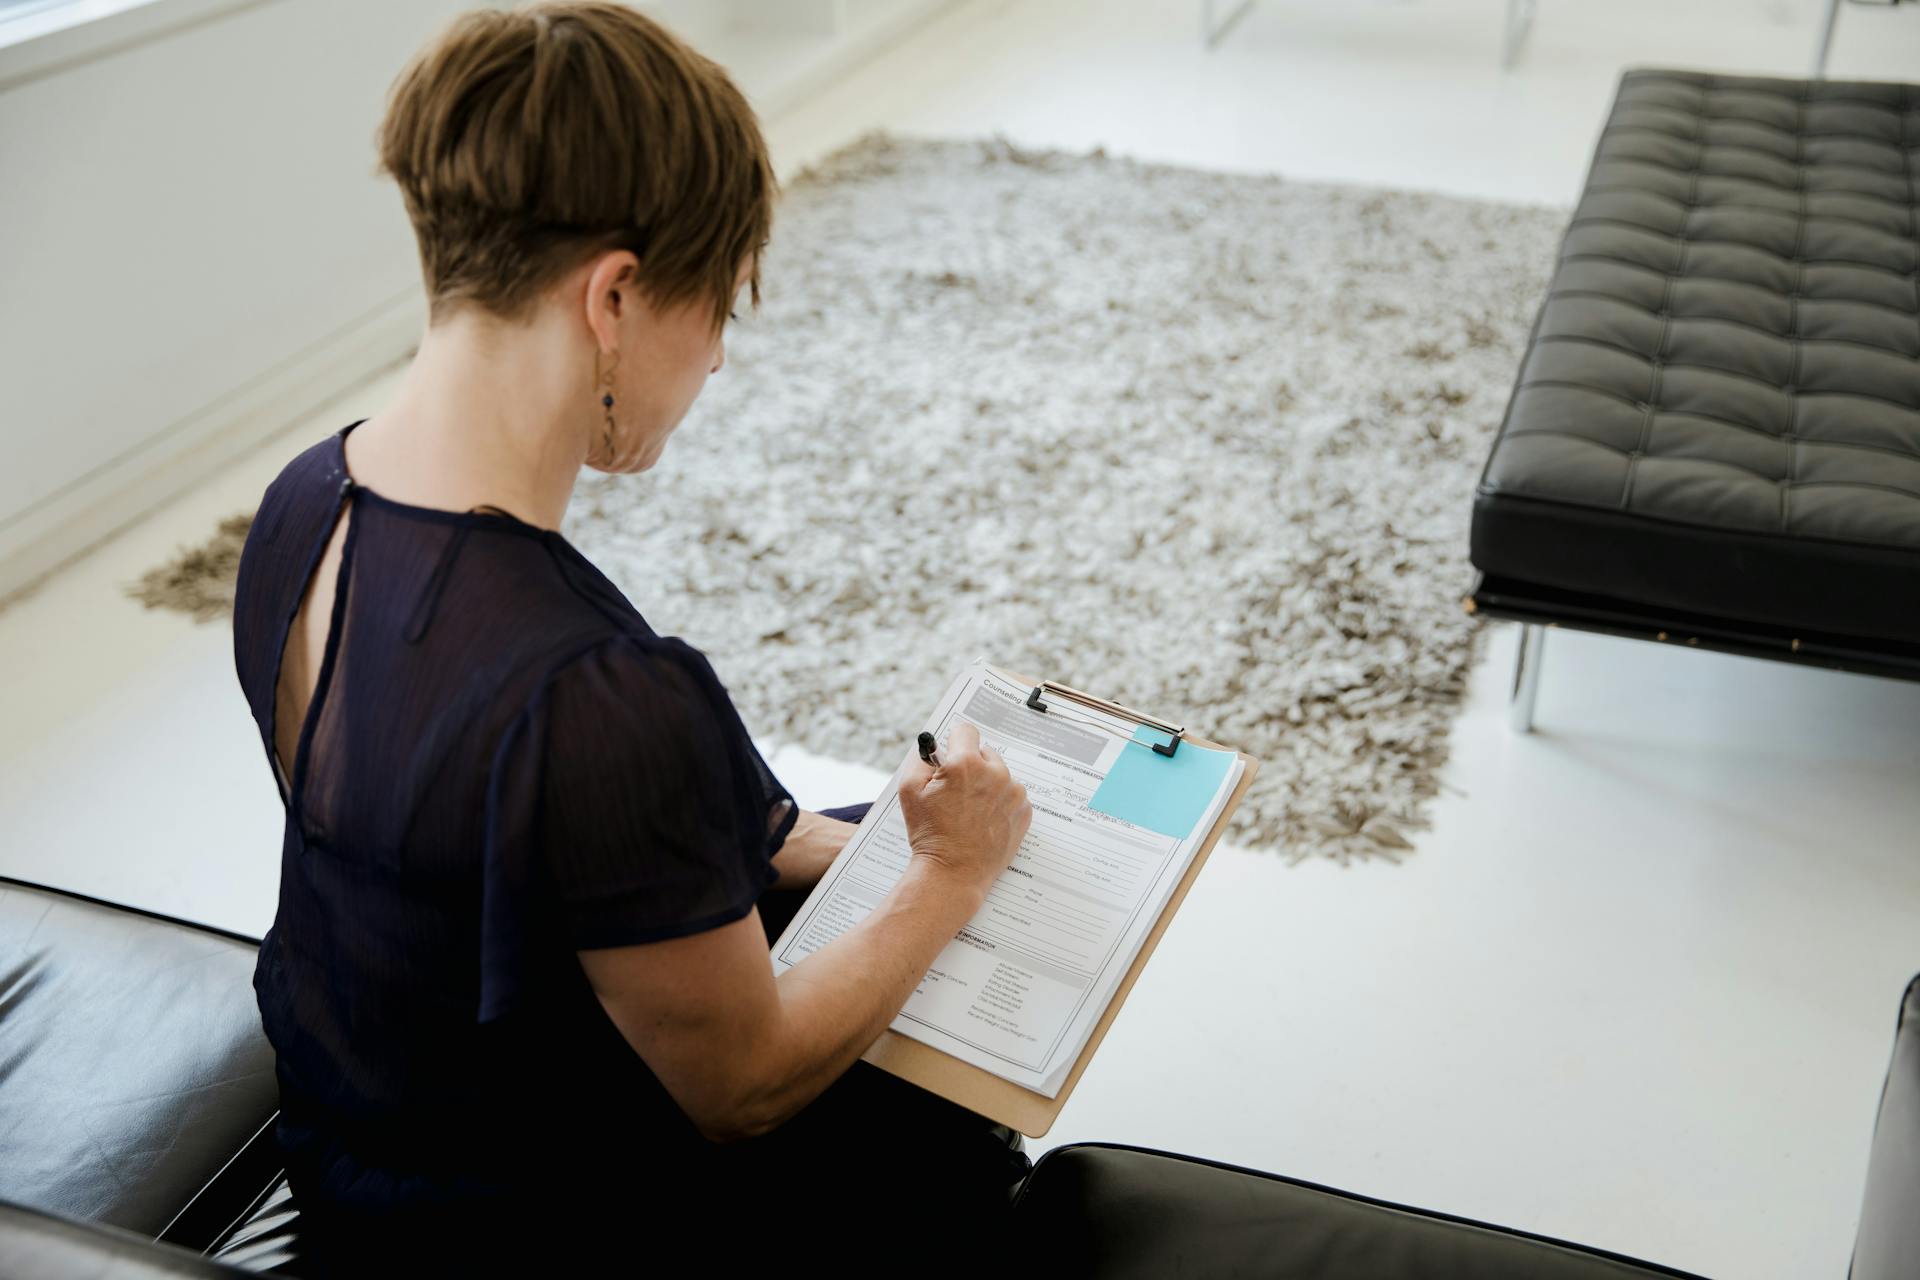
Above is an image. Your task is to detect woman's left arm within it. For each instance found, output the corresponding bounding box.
[768,811,857,890]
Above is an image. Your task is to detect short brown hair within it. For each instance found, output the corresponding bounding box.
[377,2,774,327]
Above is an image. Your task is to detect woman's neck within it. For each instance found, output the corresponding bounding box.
[347,311,591,530]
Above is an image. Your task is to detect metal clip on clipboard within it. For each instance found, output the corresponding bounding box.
[1024,680,1186,757]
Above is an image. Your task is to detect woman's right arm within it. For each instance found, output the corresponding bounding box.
[577,721,1031,1141]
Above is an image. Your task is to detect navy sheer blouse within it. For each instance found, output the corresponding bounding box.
[230,424,797,1223]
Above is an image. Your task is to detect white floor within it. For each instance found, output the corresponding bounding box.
[5,1,1920,1276]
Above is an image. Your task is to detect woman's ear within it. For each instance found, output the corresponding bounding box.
[582,249,642,351]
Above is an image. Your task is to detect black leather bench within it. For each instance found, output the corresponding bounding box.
[6,871,1918,1277]
[1470,69,1920,727]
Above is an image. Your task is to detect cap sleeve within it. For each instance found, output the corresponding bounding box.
[477,635,795,1020]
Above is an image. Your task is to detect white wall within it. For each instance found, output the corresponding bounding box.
[0,0,477,598]
[0,0,953,599]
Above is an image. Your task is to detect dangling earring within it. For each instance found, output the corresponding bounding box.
[595,348,620,461]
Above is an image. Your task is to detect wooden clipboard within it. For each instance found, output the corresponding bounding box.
[857,666,1261,1137]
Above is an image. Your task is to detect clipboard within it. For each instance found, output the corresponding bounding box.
[855,665,1261,1137]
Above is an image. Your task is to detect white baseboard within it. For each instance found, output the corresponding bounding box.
[0,285,423,604]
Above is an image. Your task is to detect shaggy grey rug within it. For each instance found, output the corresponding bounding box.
[136,137,1565,862]
[571,136,1564,861]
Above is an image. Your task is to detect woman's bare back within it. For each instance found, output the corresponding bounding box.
[272,514,349,785]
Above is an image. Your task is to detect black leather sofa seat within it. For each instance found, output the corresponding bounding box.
[1012,1144,1704,1278]
[1473,70,1920,646]
[0,1201,248,1280]
[0,879,278,1238]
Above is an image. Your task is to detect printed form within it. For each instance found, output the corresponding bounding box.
[771,663,1243,1097]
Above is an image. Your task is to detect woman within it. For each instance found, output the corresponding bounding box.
[230,3,1032,1270]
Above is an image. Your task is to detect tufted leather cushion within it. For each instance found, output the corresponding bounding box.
[1473,70,1920,645]
[0,879,278,1236]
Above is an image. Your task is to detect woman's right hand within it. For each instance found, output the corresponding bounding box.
[897,720,1032,897]
[585,718,1033,1142]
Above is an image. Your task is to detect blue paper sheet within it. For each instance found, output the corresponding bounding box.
[1087,727,1236,839]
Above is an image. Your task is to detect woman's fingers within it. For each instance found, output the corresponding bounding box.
[945,722,1011,780]
[978,740,1008,779]
[946,720,982,762]
[940,722,1012,779]
[897,717,1030,887]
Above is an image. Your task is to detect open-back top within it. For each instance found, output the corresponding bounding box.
[230,422,797,1226]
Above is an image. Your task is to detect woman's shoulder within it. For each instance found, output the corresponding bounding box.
[528,629,731,737]
[231,431,355,699]
[256,429,352,539]
[234,428,356,613]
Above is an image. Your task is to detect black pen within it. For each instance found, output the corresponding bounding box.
[917,731,942,768]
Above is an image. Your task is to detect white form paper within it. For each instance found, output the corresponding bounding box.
[771,662,1244,1097]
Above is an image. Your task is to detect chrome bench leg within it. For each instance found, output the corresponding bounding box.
[1509,623,1546,733]
[1813,0,1841,78]
[1502,0,1538,69]
[1202,0,1258,49]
